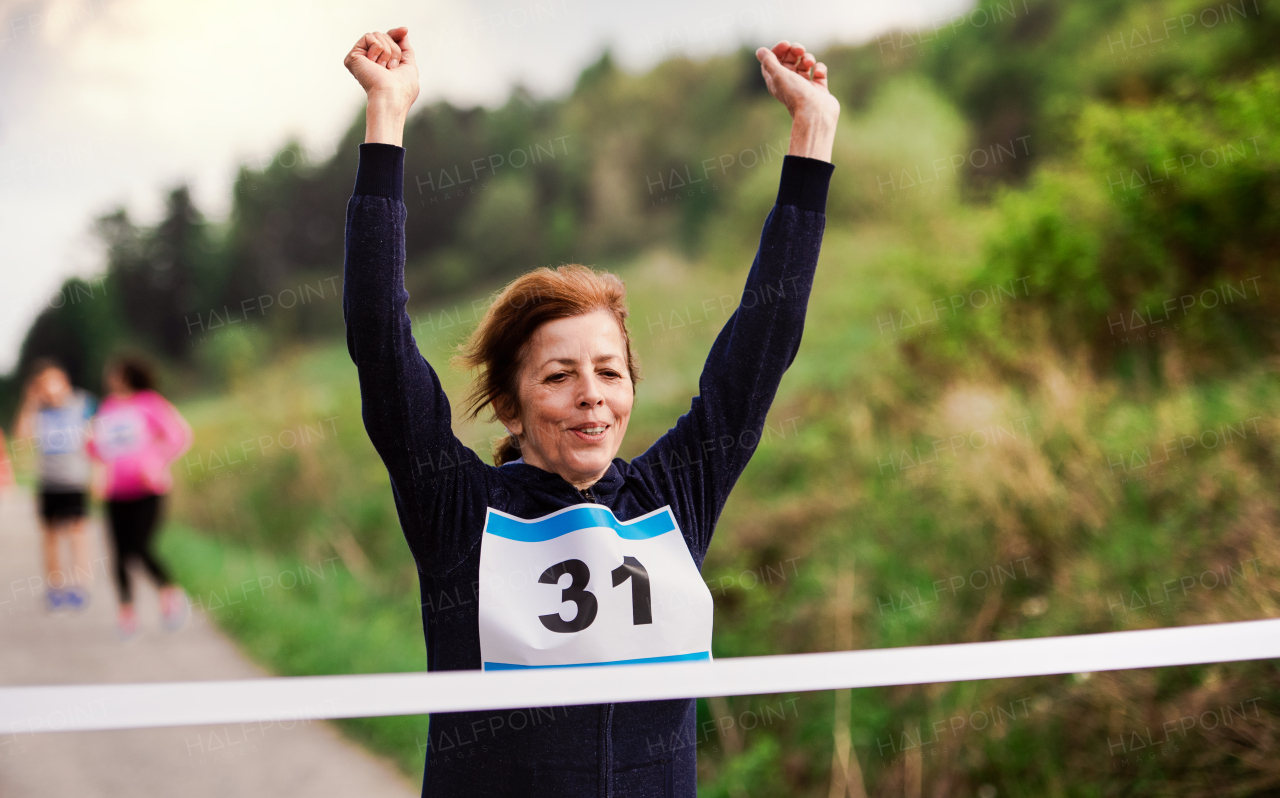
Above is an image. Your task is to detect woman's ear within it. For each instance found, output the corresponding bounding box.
[493,398,522,437]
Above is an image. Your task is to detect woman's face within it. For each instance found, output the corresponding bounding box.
[34,368,71,405]
[105,368,128,395]
[507,309,633,490]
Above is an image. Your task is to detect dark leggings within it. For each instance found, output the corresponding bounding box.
[107,495,171,604]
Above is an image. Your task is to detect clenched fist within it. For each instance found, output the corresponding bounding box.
[756,41,840,162]
[345,27,420,146]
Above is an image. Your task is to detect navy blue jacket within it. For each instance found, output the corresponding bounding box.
[343,143,832,797]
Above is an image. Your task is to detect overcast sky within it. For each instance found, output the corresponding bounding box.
[0,0,968,372]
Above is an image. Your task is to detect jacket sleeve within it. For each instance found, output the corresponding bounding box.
[151,393,194,465]
[342,143,493,576]
[631,155,833,559]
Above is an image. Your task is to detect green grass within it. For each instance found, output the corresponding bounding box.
[161,249,1280,794]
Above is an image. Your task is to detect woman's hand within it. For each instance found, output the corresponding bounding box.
[344,27,420,147]
[756,41,840,163]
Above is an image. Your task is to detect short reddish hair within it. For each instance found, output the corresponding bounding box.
[453,264,641,465]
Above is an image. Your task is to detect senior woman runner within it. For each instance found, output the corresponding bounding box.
[343,27,838,797]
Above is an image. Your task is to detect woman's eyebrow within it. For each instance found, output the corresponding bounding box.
[539,354,623,368]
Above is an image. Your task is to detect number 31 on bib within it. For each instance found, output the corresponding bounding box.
[478,504,714,670]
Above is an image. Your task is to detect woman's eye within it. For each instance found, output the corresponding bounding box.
[547,373,568,382]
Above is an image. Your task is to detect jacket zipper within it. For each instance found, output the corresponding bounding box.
[582,483,610,795]
[602,702,614,797]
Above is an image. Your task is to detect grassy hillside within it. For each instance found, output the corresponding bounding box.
[157,67,1280,796]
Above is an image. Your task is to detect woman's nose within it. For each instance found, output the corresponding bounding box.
[577,376,605,407]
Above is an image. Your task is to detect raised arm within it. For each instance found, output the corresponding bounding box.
[13,383,39,445]
[342,28,492,574]
[633,42,839,558]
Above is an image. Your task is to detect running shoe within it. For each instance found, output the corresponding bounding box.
[44,589,66,611]
[161,587,190,631]
[117,607,139,641]
[63,587,90,611]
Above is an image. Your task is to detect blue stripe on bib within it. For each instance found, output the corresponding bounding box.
[484,650,710,670]
[484,505,676,542]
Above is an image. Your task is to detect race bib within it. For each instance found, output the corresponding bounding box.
[478,504,713,670]
[37,404,91,455]
[93,407,147,460]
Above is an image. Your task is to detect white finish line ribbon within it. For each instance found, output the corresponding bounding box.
[3,618,1277,734]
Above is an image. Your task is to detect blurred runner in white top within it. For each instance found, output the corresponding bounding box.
[13,359,96,611]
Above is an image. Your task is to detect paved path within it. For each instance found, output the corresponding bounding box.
[0,488,418,798]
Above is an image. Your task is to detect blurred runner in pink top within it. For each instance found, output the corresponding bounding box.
[88,356,194,638]
[90,379,193,500]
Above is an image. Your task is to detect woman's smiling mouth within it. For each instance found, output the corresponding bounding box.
[570,423,609,442]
